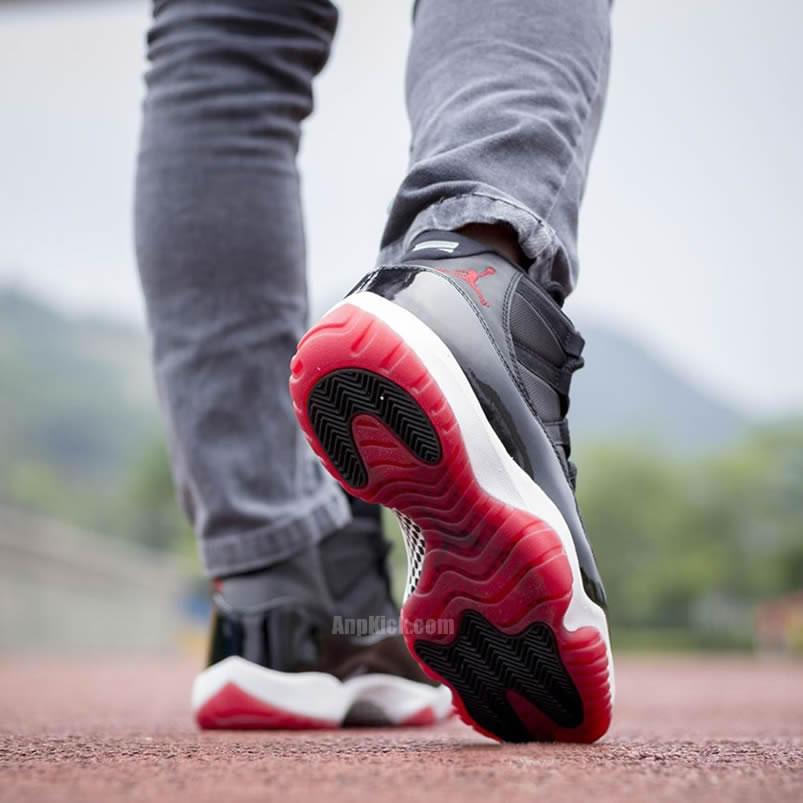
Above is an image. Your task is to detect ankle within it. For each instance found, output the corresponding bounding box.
[456,223,526,268]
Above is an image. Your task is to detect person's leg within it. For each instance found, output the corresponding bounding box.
[135,0,350,578]
[136,2,451,730]
[380,0,611,300]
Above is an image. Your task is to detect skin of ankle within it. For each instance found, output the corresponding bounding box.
[456,223,526,268]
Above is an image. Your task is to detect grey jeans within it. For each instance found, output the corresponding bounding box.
[135,0,611,577]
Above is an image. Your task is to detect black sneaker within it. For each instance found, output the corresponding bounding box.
[192,526,452,729]
[289,230,614,742]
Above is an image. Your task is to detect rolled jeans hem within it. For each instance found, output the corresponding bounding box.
[377,192,571,290]
[200,487,351,577]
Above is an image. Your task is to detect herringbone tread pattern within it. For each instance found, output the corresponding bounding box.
[415,611,582,742]
[307,369,441,488]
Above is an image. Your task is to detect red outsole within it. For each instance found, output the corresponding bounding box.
[195,683,338,730]
[289,302,612,743]
[195,682,446,731]
[400,705,437,727]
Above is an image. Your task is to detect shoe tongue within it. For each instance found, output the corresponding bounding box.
[403,229,501,262]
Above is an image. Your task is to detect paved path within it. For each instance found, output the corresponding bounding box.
[1,657,801,802]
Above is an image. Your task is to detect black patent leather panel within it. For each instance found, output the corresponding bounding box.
[355,264,607,610]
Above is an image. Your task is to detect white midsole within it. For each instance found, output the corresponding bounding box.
[340,291,615,701]
[192,656,453,725]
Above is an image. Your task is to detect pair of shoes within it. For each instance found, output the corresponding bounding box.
[289,230,614,743]
[192,500,453,730]
[192,230,614,741]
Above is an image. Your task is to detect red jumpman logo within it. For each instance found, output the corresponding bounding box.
[436,267,496,307]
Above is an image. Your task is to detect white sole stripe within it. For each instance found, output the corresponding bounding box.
[192,656,453,725]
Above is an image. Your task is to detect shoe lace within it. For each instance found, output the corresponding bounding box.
[551,352,584,490]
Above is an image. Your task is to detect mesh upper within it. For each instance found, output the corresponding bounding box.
[395,510,426,601]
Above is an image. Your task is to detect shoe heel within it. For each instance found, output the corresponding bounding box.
[290,297,613,743]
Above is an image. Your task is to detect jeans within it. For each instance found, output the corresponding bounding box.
[134,0,611,577]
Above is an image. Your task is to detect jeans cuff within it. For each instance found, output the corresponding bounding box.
[377,191,570,291]
[200,485,351,577]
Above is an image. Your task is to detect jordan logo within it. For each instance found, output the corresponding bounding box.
[436,267,496,307]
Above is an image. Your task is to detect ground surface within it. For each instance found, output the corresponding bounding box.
[0,656,800,803]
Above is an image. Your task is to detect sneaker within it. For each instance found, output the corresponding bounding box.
[192,534,453,730]
[289,230,614,742]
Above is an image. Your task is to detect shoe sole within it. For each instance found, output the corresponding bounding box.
[289,292,614,743]
[192,656,453,729]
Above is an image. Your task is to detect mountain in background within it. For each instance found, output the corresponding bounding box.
[0,285,749,496]
[6,285,800,651]
[571,318,749,453]
[0,287,157,513]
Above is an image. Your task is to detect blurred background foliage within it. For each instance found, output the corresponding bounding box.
[1,286,800,652]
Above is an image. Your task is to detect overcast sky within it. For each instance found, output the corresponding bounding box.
[1,0,801,414]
